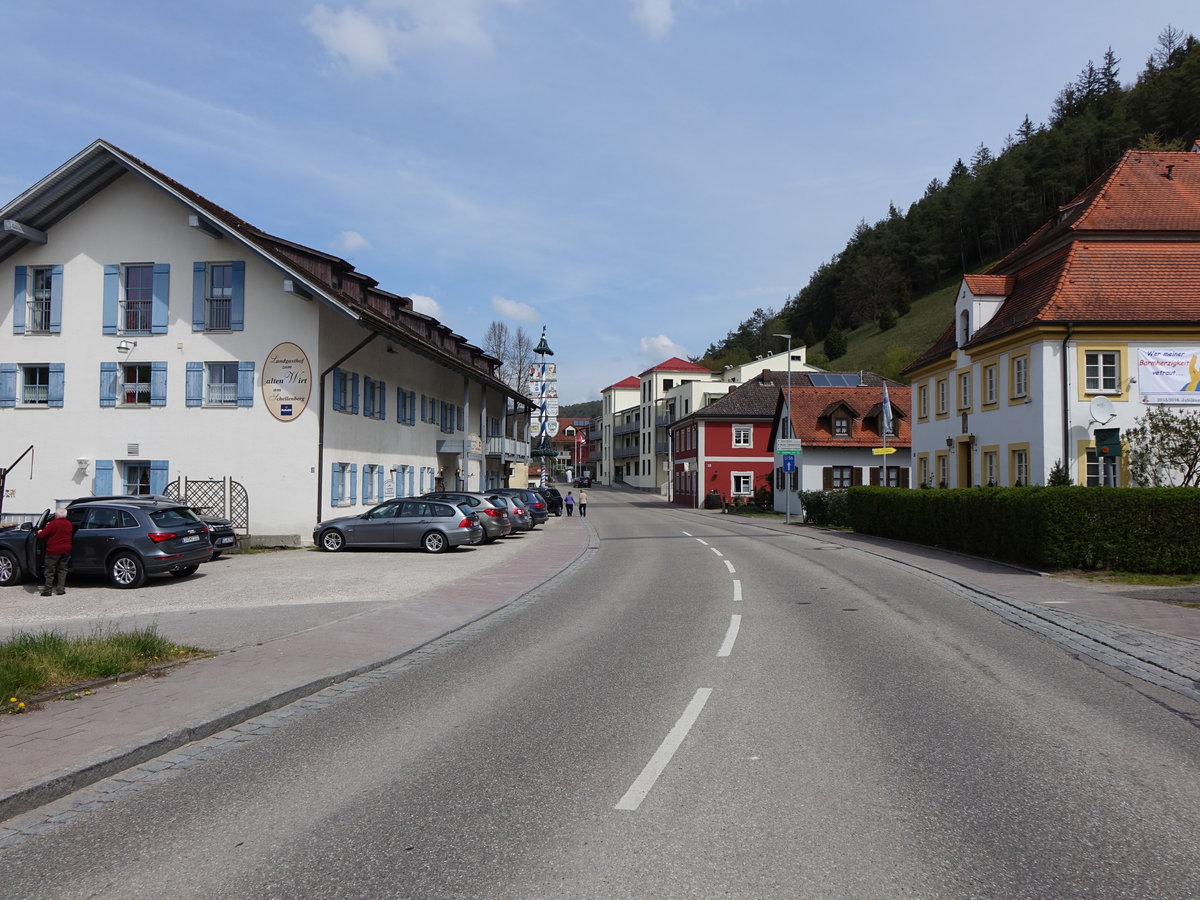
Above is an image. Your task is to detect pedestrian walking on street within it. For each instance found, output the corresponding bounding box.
[37,508,74,596]
[578,490,588,517]
[564,491,575,517]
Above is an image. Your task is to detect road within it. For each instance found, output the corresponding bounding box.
[6,490,1200,898]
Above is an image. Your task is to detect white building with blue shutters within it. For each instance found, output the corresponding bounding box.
[0,140,530,544]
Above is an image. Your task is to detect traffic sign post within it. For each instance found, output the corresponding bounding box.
[782,454,795,473]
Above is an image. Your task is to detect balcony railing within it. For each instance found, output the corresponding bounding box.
[612,421,640,436]
[486,436,531,458]
[612,445,639,459]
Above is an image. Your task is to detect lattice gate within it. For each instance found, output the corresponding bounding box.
[164,477,250,531]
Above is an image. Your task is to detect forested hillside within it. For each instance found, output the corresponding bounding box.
[698,26,1200,381]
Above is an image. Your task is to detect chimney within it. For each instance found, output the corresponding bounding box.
[1166,164,1176,180]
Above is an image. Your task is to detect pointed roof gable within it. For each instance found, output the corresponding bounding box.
[603,376,641,392]
[0,140,528,404]
[639,356,712,376]
[690,372,781,420]
[779,378,911,448]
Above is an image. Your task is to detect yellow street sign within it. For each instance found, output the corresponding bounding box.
[871,447,897,455]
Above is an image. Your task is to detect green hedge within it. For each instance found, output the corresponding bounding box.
[845,486,1200,573]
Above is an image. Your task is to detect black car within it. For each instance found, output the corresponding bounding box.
[536,487,564,516]
[0,497,213,589]
[202,514,238,559]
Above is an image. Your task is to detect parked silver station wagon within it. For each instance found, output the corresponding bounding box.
[314,498,483,553]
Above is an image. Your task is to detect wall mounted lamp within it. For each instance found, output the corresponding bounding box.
[76,457,90,474]
[117,339,137,353]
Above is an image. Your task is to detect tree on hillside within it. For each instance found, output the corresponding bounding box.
[823,325,848,361]
[1125,406,1200,486]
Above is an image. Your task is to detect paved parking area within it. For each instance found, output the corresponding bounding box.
[1,532,542,650]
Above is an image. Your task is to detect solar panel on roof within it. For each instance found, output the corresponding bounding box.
[808,373,861,387]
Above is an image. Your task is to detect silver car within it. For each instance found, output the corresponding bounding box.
[487,494,532,532]
[422,492,513,543]
[314,498,483,553]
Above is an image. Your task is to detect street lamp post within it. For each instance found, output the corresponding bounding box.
[773,334,794,525]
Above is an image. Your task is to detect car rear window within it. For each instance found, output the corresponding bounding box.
[149,507,203,528]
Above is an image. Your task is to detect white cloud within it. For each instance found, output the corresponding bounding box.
[639,334,688,362]
[630,0,675,39]
[335,230,371,254]
[409,293,445,319]
[303,0,520,74]
[492,295,539,322]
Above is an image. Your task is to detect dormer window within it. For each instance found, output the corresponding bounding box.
[834,415,850,436]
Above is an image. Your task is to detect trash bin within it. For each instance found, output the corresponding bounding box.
[704,490,722,510]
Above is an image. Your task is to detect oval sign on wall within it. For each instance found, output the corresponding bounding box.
[262,342,312,422]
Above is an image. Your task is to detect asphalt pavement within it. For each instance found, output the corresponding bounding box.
[3,486,1200,831]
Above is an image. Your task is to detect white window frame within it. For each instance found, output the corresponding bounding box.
[206,362,238,407]
[937,379,948,414]
[732,424,752,447]
[959,372,971,410]
[121,362,152,407]
[1013,356,1028,398]
[122,461,151,496]
[206,262,233,331]
[29,267,54,334]
[121,263,154,335]
[985,365,997,404]
[731,471,753,495]
[1085,351,1120,393]
[1013,449,1029,485]
[918,384,929,418]
[833,416,850,436]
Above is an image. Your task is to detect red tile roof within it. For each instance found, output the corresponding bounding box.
[907,149,1200,374]
[603,376,641,392]
[785,384,911,448]
[639,356,712,376]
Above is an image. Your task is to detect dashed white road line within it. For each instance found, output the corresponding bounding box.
[717,614,742,657]
[615,688,713,811]
[682,531,692,537]
[732,580,742,602]
[695,538,709,546]
[710,547,723,557]
[724,560,736,574]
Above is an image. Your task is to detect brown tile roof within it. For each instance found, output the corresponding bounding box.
[691,373,781,419]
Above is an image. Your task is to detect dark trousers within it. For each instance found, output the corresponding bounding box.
[44,553,70,590]
[566,504,574,516]
[579,504,587,517]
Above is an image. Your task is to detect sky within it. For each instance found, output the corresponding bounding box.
[2,1,1196,404]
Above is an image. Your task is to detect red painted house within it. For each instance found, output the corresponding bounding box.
[671,371,782,507]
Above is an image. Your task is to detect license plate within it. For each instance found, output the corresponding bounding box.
[217,537,235,546]
[182,535,200,543]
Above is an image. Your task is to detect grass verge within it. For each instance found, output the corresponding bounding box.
[1,626,205,714]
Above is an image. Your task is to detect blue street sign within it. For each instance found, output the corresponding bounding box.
[782,454,795,473]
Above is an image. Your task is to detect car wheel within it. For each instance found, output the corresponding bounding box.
[109,552,147,589]
[482,532,498,544]
[0,549,21,586]
[320,529,346,552]
[422,530,448,554]
[170,564,200,577]
[210,551,223,561]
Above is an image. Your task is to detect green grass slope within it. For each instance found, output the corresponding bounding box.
[815,280,959,382]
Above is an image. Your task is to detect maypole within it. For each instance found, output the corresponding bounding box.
[530,327,557,488]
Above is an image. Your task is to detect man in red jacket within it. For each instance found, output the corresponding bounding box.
[37,508,74,597]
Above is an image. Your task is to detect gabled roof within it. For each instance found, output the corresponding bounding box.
[1,140,529,405]
[603,376,641,392]
[688,372,781,420]
[777,379,911,449]
[639,356,712,376]
[906,149,1200,375]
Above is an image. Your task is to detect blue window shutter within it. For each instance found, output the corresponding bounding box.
[186,361,204,407]
[48,363,65,407]
[362,466,370,501]
[12,266,26,334]
[151,263,170,334]
[421,394,427,422]
[410,391,416,425]
[362,377,373,417]
[377,466,384,500]
[377,381,386,420]
[0,363,16,407]
[396,387,403,423]
[349,464,358,504]
[48,265,63,333]
[150,460,169,495]
[95,460,113,494]
[350,373,360,414]
[99,361,118,406]
[230,260,245,330]
[237,361,254,406]
[331,463,342,504]
[103,265,119,334]
[192,262,206,331]
[332,368,345,411]
[150,361,167,407]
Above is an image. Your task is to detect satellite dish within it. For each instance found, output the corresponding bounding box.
[1089,395,1115,424]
